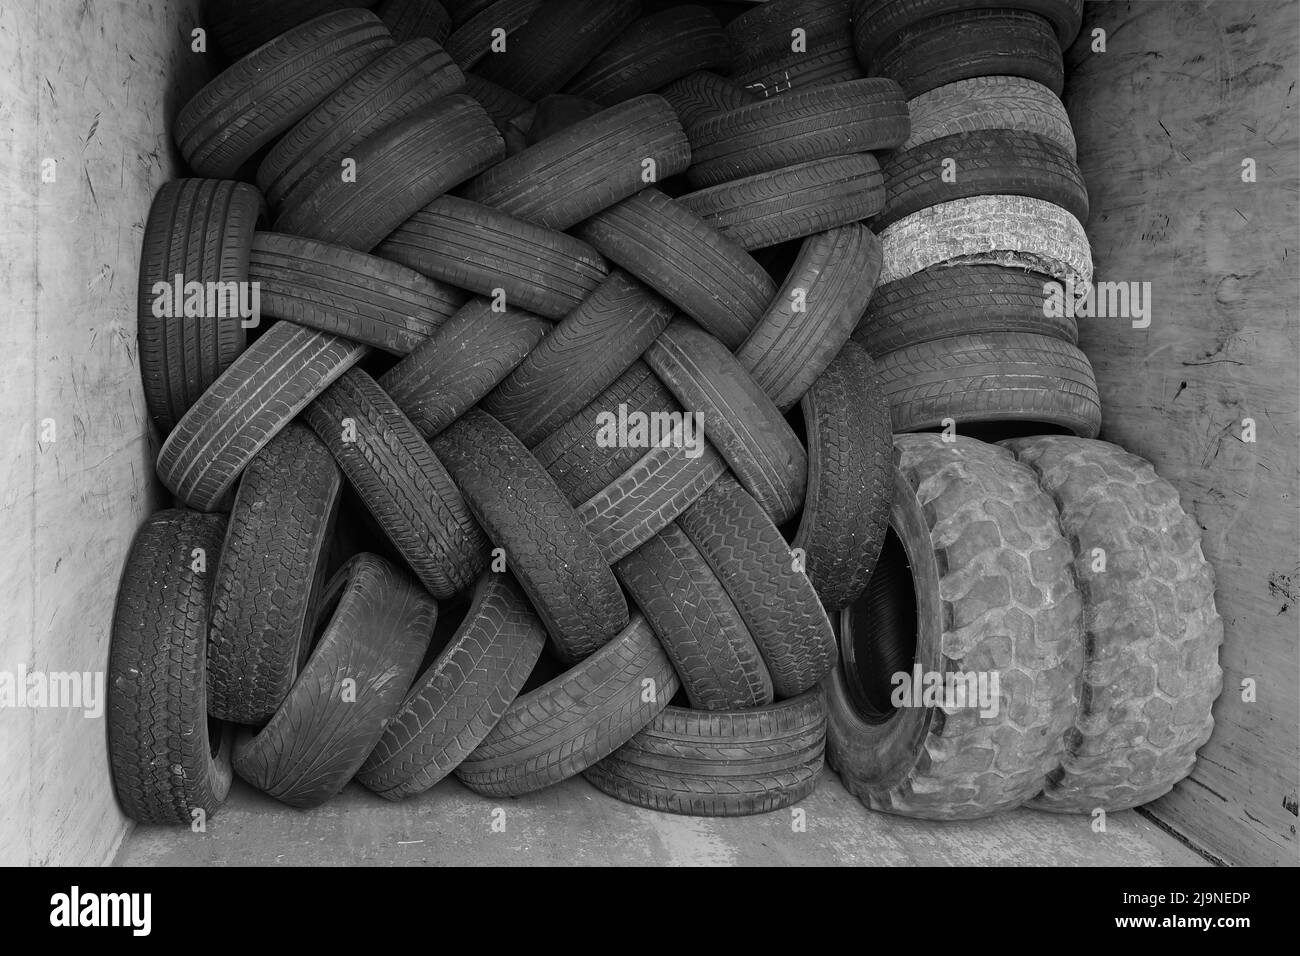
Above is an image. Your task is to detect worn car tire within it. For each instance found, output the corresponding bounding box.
[902,75,1075,156]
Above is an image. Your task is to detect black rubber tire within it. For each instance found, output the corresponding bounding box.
[274,95,504,251]
[869,9,1064,98]
[137,179,261,436]
[108,510,234,825]
[157,321,368,511]
[678,476,838,699]
[177,10,392,178]
[201,0,381,60]
[565,6,730,106]
[444,0,541,69]
[432,409,629,662]
[445,0,498,25]
[379,298,551,438]
[735,39,863,98]
[256,40,464,211]
[463,72,535,128]
[790,341,892,611]
[475,0,641,100]
[686,78,908,188]
[249,232,465,354]
[851,0,1083,63]
[575,188,775,350]
[584,689,827,816]
[531,361,680,505]
[376,196,608,320]
[357,571,549,797]
[480,270,674,447]
[875,331,1102,438]
[231,554,436,808]
[305,369,489,598]
[735,223,882,411]
[826,434,1083,818]
[456,614,679,795]
[854,264,1077,355]
[728,0,862,95]
[617,522,774,710]
[376,0,451,42]
[208,424,343,725]
[459,94,690,229]
[1001,436,1224,812]
[875,128,1088,230]
[524,94,606,144]
[645,319,807,525]
[679,154,884,251]
[657,70,757,130]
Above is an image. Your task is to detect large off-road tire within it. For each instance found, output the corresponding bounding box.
[826,434,1084,819]
[1002,436,1224,812]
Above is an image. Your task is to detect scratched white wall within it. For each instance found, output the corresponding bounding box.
[0,0,210,866]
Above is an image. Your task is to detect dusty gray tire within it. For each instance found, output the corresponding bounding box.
[356,572,548,798]
[826,434,1083,819]
[208,424,342,725]
[232,554,436,808]
[456,614,679,796]
[878,195,1093,287]
[1001,436,1224,812]
[903,76,1075,157]
[875,332,1102,438]
[584,689,827,816]
[108,510,234,824]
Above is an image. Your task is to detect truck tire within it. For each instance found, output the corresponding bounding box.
[208,424,342,725]
[232,554,436,808]
[584,689,826,816]
[357,572,548,797]
[902,76,1075,157]
[108,510,234,824]
[826,434,1084,818]
[1002,436,1224,812]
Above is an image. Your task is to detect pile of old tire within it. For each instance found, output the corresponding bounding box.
[842,0,1101,440]
[107,1,901,824]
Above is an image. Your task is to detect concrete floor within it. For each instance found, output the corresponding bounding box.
[116,771,1208,867]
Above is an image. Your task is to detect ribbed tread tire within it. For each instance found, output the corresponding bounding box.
[875,128,1088,230]
[376,0,452,42]
[138,179,261,435]
[584,689,827,816]
[274,95,504,251]
[357,572,548,797]
[679,154,884,251]
[475,0,640,100]
[686,78,908,188]
[876,332,1101,437]
[480,270,674,447]
[855,264,1077,356]
[1002,437,1224,812]
[575,188,775,350]
[458,94,691,230]
[202,0,380,60]
[826,434,1084,818]
[208,424,342,724]
[532,361,680,506]
[878,195,1093,287]
[657,70,757,130]
[617,522,774,710]
[249,232,464,354]
[108,510,234,824]
[645,319,807,525]
[376,196,607,319]
[156,321,368,511]
[728,0,861,95]
[456,614,679,795]
[231,554,436,808]
[735,40,864,98]
[851,0,1083,62]
[257,39,464,210]
[305,369,488,598]
[444,0,541,69]
[176,10,392,178]
[565,6,730,106]
[735,223,882,411]
[903,75,1075,156]
[678,476,838,699]
[868,8,1064,98]
[791,341,892,611]
[432,409,629,662]
[379,299,551,438]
